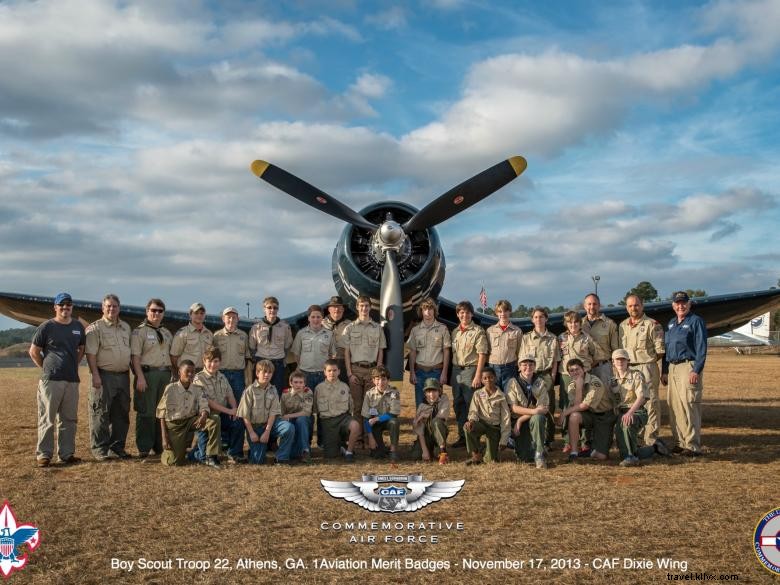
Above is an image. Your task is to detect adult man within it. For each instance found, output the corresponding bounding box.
[619,294,665,447]
[291,305,336,391]
[28,292,86,467]
[486,299,522,391]
[505,355,550,469]
[323,295,352,383]
[212,306,250,407]
[581,293,619,386]
[130,298,173,458]
[343,295,386,443]
[661,291,707,457]
[407,297,451,406]
[249,296,293,394]
[450,300,488,448]
[170,302,213,372]
[85,294,132,461]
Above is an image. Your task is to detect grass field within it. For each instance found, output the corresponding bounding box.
[1,351,778,584]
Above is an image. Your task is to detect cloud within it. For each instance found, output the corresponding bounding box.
[366,7,407,30]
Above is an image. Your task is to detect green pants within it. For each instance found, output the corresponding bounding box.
[89,370,130,457]
[421,418,448,453]
[134,368,170,455]
[615,408,648,458]
[321,413,355,458]
[578,410,616,455]
[162,415,220,466]
[513,414,546,462]
[370,417,400,448]
[465,420,501,462]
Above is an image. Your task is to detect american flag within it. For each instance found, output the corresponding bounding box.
[479,286,487,311]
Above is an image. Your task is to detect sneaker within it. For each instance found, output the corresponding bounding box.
[534,455,548,470]
[567,453,579,464]
[450,437,467,449]
[465,456,483,466]
[506,437,516,450]
[94,453,110,462]
[619,455,640,467]
[205,456,222,469]
[653,440,670,456]
[680,448,702,457]
[579,447,592,459]
[109,450,132,460]
[562,444,572,454]
[300,451,313,464]
[389,451,399,461]
[37,458,50,468]
[589,450,606,461]
[438,452,450,465]
[343,452,355,463]
[671,445,684,454]
[61,455,82,465]
[275,459,296,466]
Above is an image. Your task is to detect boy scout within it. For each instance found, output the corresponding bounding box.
[170,303,213,372]
[505,356,550,469]
[558,311,597,410]
[343,295,386,443]
[362,366,401,461]
[156,360,221,468]
[582,293,619,386]
[249,296,293,395]
[407,297,451,407]
[412,378,450,464]
[519,306,560,442]
[291,305,336,391]
[322,296,351,383]
[85,294,132,461]
[464,370,510,465]
[191,347,241,462]
[315,359,360,462]
[451,300,489,448]
[212,306,250,403]
[560,359,617,462]
[486,299,522,391]
[611,349,649,467]
[280,370,314,463]
[130,298,173,458]
[237,360,295,464]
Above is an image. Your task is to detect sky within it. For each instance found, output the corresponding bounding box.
[1,0,779,329]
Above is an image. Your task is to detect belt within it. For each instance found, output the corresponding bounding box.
[669,359,692,365]
[301,369,322,375]
[416,363,443,372]
[488,362,516,368]
[453,364,476,369]
[351,361,376,368]
[141,365,170,372]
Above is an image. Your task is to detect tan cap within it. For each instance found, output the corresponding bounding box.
[519,354,536,363]
[189,302,206,313]
[612,349,630,361]
[222,306,239,316]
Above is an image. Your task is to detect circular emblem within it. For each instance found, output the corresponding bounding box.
[316,196,328,205]
[453,195,464,205]
[754,507,780,574]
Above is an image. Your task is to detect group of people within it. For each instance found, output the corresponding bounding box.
[28,289,707,468]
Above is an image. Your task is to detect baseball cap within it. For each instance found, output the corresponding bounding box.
[222,306,239,316]
[519,354,536,364]
[672,291,690,303]
[612,349,630,361]
[423,378,442,392]
[54,292,72,305]
[189,302,206,313]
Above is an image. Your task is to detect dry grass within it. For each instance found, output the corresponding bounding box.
[1,353,778,584]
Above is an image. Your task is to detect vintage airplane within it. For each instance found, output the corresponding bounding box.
[1,155,779,379]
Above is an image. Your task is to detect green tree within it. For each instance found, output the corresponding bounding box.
[621,281,659,304]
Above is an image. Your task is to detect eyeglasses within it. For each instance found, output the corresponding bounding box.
[265,306,279,310]
[149,308,164,314]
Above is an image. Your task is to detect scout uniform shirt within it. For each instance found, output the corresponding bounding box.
[170,323,213,369]
[85,317,132,372]
[406,321,452,367]
[519,330,560,373]
[343,319,386,364]
[451,323,489,367]
[611,370,649,410]
[212,327,249,370]
[291,326,336,372]
[193,369,233,408]
[558,331,597,371]
[414,394,451,427]
[280,387,314,417]
[130,322,173,368]
[361,386,401,419]
[619,315,665,365]
[581,314,619,364]
[467,388,511,445]
[314,379,353,418]
[323,316,351,360]
[156,381,209,421]
[236,382,281,425]
[486,322,522,365]
[249,319,293,360]
[567,374,614,414]
[505,375,550,410]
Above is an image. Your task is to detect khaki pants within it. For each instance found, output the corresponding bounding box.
[134,368,169,455]
[162,415,220,466]
[420,418,448,453]
[465,420,501,462]
[615,407,648,458]
[36,379,79,461]
[667,361,703,452]
[348,364,373,439]
[369,418,400,448]
[631,360,660,443]
[513,413,546,462]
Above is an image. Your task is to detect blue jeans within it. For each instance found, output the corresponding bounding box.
[221,368,246,457]
[190,414,244,461]
[414,368,442,407]
[304,371,325,447]
[290,416,311,458]
[452,366,476,440]
[247,419,294,463]
[490,363,518,392]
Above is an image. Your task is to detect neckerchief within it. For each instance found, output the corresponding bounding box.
[142,319,164,344]
[263,317,278,343]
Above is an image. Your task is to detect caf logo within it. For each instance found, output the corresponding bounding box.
[322,474,464,513]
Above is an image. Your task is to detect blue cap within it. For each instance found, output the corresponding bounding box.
[54,292,72,305]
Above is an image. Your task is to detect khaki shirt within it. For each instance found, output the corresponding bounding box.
[314,379,352,418]
[414,394,450,425]
[362,386,401,418]
[505,375,550,410]
[280,387,314,417]
[85,318,132,372]
[567,374,613,414]
[236,382,281,424]
[170,324,213,368]
[407,321,451,367]
[323,317,351,359]
[451,323,489,367]
[343,319,386,364]
[130,323,173,368]
[610,369,649,409]
[619,315,665,364]
[486,323,522,365]
[519,330,560,372]
[193,369,233,408]
[559,331,597,371]
[581,314,619,362]
[291,326,335,372]
[212,328,249,370]
[468,388,511,445]
[249,319,293,360]
[156,381,209,421]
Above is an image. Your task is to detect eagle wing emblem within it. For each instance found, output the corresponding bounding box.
[320,480,381,511]
[404,480,465,511]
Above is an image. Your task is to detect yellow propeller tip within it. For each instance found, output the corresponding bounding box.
[250,160,270,177]
[507,156,527,177]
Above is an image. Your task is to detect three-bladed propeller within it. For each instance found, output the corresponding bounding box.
[250,156,527,379]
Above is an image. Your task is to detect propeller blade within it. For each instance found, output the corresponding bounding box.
[402,156,527,232]
[250,160,377,231]
[380,250,404,381]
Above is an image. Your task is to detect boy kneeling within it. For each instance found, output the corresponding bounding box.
[314,359,360,462]
[464,369,510,465]
[611,349,649,467]
[157,360,221,468]
[413,378,450,464]
[505,355,550,469]
[362,366,401,461]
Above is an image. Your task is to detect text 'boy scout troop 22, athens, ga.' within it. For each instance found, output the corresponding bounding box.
[29,290,707,470]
